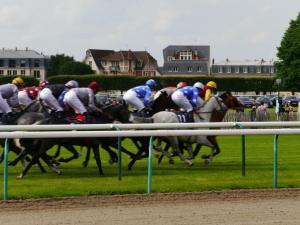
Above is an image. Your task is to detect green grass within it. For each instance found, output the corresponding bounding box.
[1,135,300,199]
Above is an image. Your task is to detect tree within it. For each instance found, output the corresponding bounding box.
[276,12,300,91]
[47,54,74,77]
[59,61,93,75]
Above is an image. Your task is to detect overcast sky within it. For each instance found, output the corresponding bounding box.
[0,0,299,66]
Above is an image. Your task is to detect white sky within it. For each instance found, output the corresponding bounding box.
[0,0,299,66]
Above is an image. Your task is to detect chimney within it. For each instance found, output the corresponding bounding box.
[26,47,28,51]
[15,47,17,51]
[212,58,215,65]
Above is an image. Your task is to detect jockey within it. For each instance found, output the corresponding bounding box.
[199,81,217,102]
[153,81,187,100]
[63,81,102,123]
[39,80,79,115]
[18,80,49,108]
[171,82,204,120]
[123,79,157,113]
[0,77,24,120]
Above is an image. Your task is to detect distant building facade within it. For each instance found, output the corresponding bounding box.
[0,48,49,80]
[160,45,210,75]
[211,59,275,76]
[84,49,159,76]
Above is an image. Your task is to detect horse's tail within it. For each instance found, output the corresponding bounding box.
[132,116,153,123]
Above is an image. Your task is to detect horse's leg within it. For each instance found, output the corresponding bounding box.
[92,144,103,175]
[82,146,91,168]
[193,144,203,157]
[9,149,29,166]
[186,143,194,160]
[101,144,118,165]
[41,154,61,175]
[36,159,47,173]
[17,150,40,178]
[169,137,193,166]
[58,145,80,163]
[52,145,62,158]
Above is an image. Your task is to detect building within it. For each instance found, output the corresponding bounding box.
[0,48,49,80]
[160,45,210,75]
[84,49,159,76]
[211,59,275,76]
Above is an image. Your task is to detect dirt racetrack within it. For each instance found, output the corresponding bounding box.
[1,189,300,225]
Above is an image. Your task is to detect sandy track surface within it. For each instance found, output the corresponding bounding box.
[1,189,300,225]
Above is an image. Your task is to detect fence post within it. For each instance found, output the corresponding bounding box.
[3,138,9,201]
[147,136,154,194]
[274,134,279,189]
[235,123,246,176]
[112,125,122,181]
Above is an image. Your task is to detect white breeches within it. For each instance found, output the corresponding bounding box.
[123,90,144,111]
[18,91,33,108]
[39,88,63,112]
[171,91,193,112]
[63,90,86,114]
[0,95,11,113]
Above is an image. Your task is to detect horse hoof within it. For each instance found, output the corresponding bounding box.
[204,159,209,166]
[17,174,24,179]
[185,160,193,167]
[82,161,88,168]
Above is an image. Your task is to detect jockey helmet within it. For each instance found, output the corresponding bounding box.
[88,81,100,91]
[39,80,49,88]
[206,81,217,89]
[12,77,24,87]
[145,79,157,87]
[65,80,79,88]
[193,82,204,90]
[177,81,187,88]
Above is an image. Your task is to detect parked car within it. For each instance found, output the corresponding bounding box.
[237,96,256,108]
[282,96,299,107]
[255,96,273,108]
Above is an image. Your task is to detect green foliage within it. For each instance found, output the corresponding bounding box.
[0,76,38,86]
[276,12,300,91]
[47,54,74,77]
[59,61,93,75]
[48,75,275,92]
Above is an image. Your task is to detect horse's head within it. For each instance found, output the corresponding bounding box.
[219,92,244,112]
[101,103,131,123]
[151,90,178,114]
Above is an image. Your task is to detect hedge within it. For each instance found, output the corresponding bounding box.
[47,74,277,92]
[0,76,38,86]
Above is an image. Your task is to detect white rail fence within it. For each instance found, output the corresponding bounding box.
[2,121,300,200]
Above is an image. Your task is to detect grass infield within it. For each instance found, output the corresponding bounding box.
[0,135,300,199]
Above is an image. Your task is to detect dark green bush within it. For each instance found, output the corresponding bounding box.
[47,74,276,92]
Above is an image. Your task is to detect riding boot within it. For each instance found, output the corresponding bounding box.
[187,111,194,122]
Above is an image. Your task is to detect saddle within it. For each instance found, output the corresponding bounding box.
[132,108,151,118]
[174,111,194,123]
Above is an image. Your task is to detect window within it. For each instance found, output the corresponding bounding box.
[34,60,40,68]
[179,51,192,60]
[235,66,239,73]
[187,67,192,72]
[243,66,248,73]
[168,67,172,72]
[218,66,223,73]
[0,60,3,67]
[197,66,202,72]
[89,61,92,67]
[13,70,17,75]
[270,66,274,74]
[102,60,107,66]
[9,60,16,68]
[257,66,261,73]
[34,70,40,78]
[227,66,231,73]
[167,56,173,61]
[20,60,26,67]
[21,70,25,75]
[174,67,178,72]
[7,70,12,75]
[0,70,3,75]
